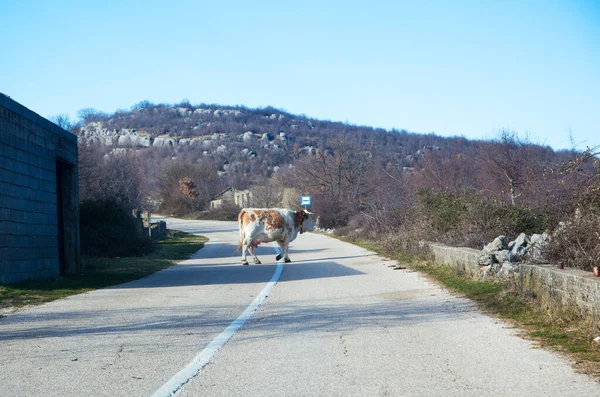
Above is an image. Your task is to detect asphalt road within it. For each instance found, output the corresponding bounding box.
[1,217,599,396]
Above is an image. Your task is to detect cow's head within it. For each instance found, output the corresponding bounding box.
[295,210,315,234]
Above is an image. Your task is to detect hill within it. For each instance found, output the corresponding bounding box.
[74,100,587,233]
[75,101,477,184]
[71,99,600,271]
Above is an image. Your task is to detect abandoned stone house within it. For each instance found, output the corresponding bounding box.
[210,186,301,210]
[210,187,251,209]
[0,94,80,284]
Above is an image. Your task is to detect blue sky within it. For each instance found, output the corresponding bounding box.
[1,0,598,151]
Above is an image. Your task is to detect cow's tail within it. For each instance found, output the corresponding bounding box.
[235,210,246,254]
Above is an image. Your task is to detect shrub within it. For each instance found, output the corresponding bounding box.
[545,211,600,271]
[417,189,469,235]
[407,189,560,249]
[192,202,240,221]
[80,199,151,257]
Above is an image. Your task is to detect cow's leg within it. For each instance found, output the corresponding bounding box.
[282,240,292,263]
[275,241,291,263]
[248,245,261,264]
[275,241,284,261]
[241,238,250,265]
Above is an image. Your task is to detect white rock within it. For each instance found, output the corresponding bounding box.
[176,107,190,117]
[497,262,520,278]
[243,131,254,142]
[513,233,530,248]
[494,250,515,263]
[153,137,175,147]
[483,236,507,253]
[117,135,132,146]
[216,145,227,155]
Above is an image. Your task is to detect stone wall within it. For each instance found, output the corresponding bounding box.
[428,243,482,278]
[428,242,600,320]
[0,94,80,284]
[520,264,600,320]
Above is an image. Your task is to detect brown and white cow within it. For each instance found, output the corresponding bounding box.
[236,208,315,265]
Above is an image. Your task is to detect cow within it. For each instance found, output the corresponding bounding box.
[236,208,315,265]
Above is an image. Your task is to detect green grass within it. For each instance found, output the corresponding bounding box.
[0,230,207,311]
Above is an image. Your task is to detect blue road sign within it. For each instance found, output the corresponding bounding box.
[301,195,312,207]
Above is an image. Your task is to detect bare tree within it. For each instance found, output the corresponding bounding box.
[288,136,375,227]
[406,149,479,195]
[480,130,536,206]
[250,184,283,208]
[78,143,145,211]
[77,108,108,123]
[49,114,74,131]
[159,160,222,213]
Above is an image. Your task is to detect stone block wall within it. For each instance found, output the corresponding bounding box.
[0,94,80,284]
[428,243,482,278]
[428,241,600,321]
[520,264,600,320]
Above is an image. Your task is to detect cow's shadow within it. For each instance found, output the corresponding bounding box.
[125,259,364,288]
[108,240,365,288]
[188,242,328,262]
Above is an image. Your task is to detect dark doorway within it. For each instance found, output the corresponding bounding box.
[56,158,76,276]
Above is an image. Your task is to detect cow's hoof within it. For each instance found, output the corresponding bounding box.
[284,258,291,263]
[253,258,262,264]
[242,261,249,266]
[275,254,282,261]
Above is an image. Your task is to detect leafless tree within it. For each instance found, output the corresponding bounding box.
[48,114,74,131]
[288,136,376,227]
[159,160,222,213]
[78,143,145,211]
[480,130,537,206]
[250,184,283,208]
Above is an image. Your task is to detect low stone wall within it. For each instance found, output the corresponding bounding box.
[428,242,600,320]
[520,264,600,320]
[428,243,482,278]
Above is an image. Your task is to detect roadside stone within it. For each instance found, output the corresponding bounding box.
[478,253,495,266]
[512,233,530,249]
[481,265,493,279]
[512,245,528,260]
[497,262,520,279]
[491,262,502,274]
[529,232,550,261]
[493,250,515,264]
[483,236,507,253]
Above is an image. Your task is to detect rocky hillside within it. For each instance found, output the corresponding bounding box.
[75,101,455,182]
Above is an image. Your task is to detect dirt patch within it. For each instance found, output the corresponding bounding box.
[379,289,429,301]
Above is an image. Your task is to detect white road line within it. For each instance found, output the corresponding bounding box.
[152,243,284,397]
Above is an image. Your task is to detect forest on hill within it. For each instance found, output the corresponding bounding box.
[62,100,599,271]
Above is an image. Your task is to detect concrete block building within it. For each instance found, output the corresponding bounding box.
[0,94,80,284]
